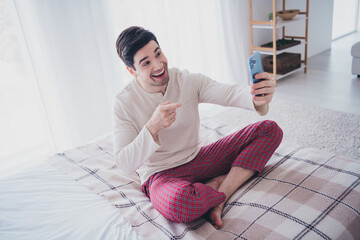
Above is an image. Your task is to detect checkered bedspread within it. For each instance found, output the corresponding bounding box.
[50,110,360,240]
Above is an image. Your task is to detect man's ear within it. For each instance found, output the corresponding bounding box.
[126,66,137,77]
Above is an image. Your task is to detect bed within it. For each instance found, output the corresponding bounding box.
[1,105,359,240]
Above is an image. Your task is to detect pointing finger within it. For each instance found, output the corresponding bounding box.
[161,102,182,111]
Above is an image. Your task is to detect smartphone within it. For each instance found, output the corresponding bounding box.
[248,51,265,96]
[248,51,265,84]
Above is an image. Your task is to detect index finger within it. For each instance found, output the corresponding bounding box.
[161,102,182,111]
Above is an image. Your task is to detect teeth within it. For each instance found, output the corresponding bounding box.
[152,69,164,77]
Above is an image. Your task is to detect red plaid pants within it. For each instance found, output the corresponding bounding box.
[142,120,283,223]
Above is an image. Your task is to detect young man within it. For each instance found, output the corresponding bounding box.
[113,26,283,229]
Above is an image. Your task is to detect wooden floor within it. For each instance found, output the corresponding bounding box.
[275,32,360,116]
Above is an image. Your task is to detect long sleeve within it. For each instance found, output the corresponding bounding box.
[193,73,256,111]
[113,104,160,176]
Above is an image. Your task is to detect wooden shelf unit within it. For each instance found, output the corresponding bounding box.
[249,0,309,81]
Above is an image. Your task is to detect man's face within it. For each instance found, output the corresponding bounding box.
[129,40,169,92]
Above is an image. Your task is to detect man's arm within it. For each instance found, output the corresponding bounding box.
[113,117,160,175]
[113,101,181,175]
[192,71,275,115]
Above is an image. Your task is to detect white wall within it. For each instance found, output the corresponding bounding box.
[307,0,334,57]
[358,0,360,31]
[280,0,334,57]
[332,0,358,39]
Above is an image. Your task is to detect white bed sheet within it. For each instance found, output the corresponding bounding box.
[0,160,142,240]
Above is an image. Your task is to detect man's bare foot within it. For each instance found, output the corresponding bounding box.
[204,175,226,229]
[204,175,226,191]
[208,205,224,229]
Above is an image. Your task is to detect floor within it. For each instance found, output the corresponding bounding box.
[275,32,360,116]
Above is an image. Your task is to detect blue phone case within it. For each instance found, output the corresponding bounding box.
[248,52,264,84]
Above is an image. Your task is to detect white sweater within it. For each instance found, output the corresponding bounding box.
[113,68,256,184]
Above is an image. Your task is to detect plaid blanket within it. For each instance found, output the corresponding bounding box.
[50,111,360,240]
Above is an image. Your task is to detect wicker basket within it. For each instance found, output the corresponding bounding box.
[276,9,300,20]
[263,52,301,75]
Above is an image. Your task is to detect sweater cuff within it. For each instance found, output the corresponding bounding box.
[143,125,162,148]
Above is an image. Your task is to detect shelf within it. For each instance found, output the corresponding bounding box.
[249,0,309,81]
[256,40,307,55]
[271,63,306,80]
[252,15,307,29]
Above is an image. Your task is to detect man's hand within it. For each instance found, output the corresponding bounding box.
[146,102,182,143]
[251,72,275,115]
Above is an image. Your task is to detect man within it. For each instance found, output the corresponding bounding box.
[113,26,283,229]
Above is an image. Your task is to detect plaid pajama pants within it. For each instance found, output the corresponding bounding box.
[142,120,283,223]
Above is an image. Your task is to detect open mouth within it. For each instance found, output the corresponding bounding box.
[151,68,166,79]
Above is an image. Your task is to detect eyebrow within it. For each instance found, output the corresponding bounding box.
[138,47,161,65]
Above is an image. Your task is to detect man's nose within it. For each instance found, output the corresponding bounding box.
[153,60,163,70]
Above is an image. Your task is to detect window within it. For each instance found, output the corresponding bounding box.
[332,0,359,39]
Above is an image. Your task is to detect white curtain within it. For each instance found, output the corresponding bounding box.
[12,0,249,152]
[14,0,122,151]
[217,0,251,84]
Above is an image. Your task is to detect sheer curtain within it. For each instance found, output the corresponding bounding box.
[9,0,249,155]
[0,0,54,173]
[217,0,251,84]
[14,0,122,151]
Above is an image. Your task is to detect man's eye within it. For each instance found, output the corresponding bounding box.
[156,52,161,57]
[143,61,150,66]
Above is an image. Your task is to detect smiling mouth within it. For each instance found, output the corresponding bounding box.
[151,68,166,79]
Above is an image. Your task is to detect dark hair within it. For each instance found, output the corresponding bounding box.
[116,26,159,69]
